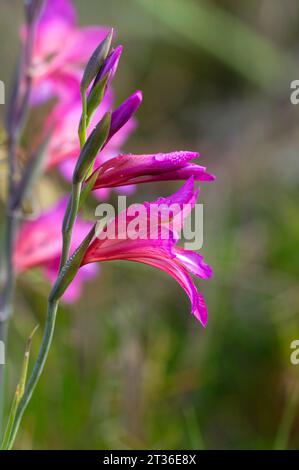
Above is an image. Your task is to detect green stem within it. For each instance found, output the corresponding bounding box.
[59,182,82,271]
[2,300,59,450]
[2,179,82,449]
[79,89,87,149]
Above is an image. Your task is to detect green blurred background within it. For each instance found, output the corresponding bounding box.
[1,0,299,449]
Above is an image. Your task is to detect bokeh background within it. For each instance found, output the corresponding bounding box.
[1,0,299,449]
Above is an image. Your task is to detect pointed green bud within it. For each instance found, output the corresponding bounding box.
[86,72,111,127]
[49,225,96,302]
[80,29,113,93]
[73,112,111,184]
[78,72,110,138]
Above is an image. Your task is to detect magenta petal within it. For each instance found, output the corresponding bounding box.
[128,255,208,326]
[14,197,93,273]
[108,91,142,142]
[59,159,76,182]
[126,164,216,184]
[93,188,112,201]
[39,0,76,26]
[107,118,137,150]
[151,177,198,208]
[174,248,213,279]
[31,70,81,106]
[31,0,76,61]
[89,151,213,190]
[81,181,211,326]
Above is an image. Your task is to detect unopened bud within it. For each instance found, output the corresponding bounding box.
[93,45,123,89]
[73,112,111,183]
[108,91,142,142]
[81,29,113,92]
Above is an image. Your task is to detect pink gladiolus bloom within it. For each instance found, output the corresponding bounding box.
[88,151,215,190]
[14,198,98,302]
[22,0,111,104]
[81,178,212,326]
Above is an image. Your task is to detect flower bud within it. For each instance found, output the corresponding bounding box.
[85,73,110,127]
[108,91,142,142]
[80,29,113,92]
[93,45,123,89]
[73,112,111,183]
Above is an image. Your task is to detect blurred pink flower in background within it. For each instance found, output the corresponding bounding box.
[14,198,98,302]
[23,0,139,199]
[22,0,110,105]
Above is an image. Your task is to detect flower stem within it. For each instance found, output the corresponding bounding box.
[59,182,82,271]
[2,300,59,450]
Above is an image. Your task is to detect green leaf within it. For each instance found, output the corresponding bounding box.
[78,73,110,140]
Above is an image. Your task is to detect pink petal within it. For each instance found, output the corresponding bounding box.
[31,70,81,106]
[90,151,204,189]
[174,248,213,279]
[26,0,76,65]
[14,197,92,273]
[126,254,208,326]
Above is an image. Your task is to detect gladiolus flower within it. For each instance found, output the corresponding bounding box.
[13,198,98,302]
[81,178,212,326]
[88,151,215,190]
